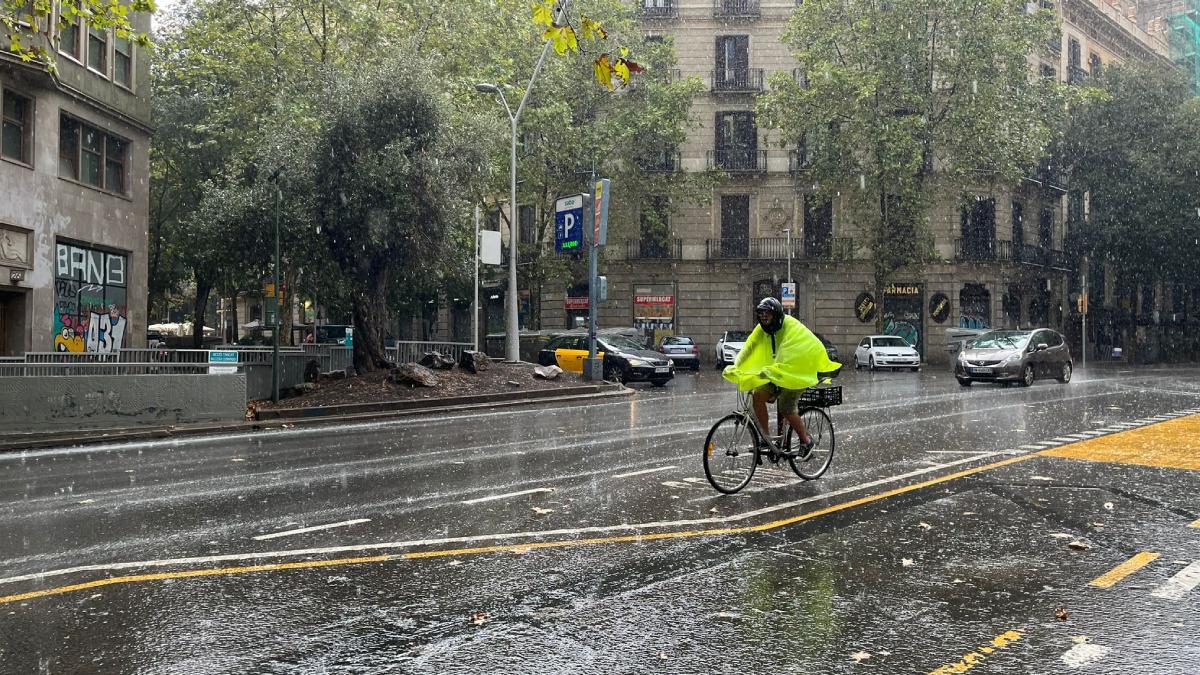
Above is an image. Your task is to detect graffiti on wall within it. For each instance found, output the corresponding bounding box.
[53,242,129,353]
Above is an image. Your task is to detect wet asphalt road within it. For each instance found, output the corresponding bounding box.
[1,364,1199,674]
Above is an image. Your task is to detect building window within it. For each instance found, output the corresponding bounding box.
[53,240,129,353]
[88,27,107,76]
[114,37,132,88]
[59,114,129,194]
[714,111,759,171]
[60,16,82,61]
[518,205,536,245]
[715,35,749,88]
[804,194,832,258]
[2,89,33,166]
[718,194,750,257]
[960,198,996,260]
[1089,52,1102,76]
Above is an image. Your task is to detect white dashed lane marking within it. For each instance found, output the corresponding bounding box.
[1150,561,1200,601]
[461,488,554,505]
[253,519,371,541]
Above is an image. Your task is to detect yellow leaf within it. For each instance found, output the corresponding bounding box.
[612,59,630,87]
[580,16,607,41]
[594,54,613,90]
[532,1,554,27]
[544,25,577,54]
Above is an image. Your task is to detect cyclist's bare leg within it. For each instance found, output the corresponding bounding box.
[782,412,812,446]
[751,388,773,440]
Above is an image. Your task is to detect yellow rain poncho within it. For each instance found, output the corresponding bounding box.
[722,315,841,392]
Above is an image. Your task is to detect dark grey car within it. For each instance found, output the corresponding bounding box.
[955,328,1072,387]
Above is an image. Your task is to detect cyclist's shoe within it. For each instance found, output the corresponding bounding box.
[791,438,815,460]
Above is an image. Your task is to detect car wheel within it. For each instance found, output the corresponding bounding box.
[868,356,876,371]
[957,378,972,387]
[1057,362,1072,383]
[1021,364,1035,387]
[853,356,861,370]
[650,379,668,387]
[910,367,920,372]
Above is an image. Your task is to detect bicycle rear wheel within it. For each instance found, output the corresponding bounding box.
[703,413,759,494]
[784,406,835,480]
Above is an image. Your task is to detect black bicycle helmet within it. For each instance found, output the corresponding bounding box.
[755,297,784,334]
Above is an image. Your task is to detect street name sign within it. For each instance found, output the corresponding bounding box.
[208,350,238,375]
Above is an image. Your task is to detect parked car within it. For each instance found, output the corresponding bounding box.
[955,328,1072,387]
[315,324,353,345]
[657,335,700,370]
[854,335,921,371]
[715,330,751,367]
[537,334,674,386]
[812,331,841,363]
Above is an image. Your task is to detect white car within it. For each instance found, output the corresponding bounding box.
[854,335,921,371]
[715,330,750,367]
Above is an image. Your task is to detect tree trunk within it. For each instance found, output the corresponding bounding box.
[282,269,296,346]
[192,278,212,349]
[229,293,239,345]
[350,265,393,373]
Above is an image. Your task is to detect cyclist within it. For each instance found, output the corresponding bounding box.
[723,297,842,454]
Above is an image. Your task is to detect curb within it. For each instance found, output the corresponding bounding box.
[0,384,632,452]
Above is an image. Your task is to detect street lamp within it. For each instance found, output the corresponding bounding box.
[475,0,570,363]
[267,166,284,403]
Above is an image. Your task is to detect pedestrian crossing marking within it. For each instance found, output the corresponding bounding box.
[1040,414,1200,471]
[1089,551,1159,589]
[1150,560,1200,601]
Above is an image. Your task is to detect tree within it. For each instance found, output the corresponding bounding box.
[307,56,487,372]
[758,0,1067,328]
[2,0,153,71]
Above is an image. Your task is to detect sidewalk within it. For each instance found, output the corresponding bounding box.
[0,383,631,452]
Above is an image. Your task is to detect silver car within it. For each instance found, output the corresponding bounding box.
[955,328,1072,387]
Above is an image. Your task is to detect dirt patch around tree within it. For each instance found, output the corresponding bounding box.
[252,361,593,411]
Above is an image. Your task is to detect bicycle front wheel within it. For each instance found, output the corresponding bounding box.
[786,406,835,480]
[703,413,759,494]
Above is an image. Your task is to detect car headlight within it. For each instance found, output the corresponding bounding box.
[627,358,648,367]
[958,352,968,364]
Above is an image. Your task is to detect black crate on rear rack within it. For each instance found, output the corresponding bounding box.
[797,385,842,407]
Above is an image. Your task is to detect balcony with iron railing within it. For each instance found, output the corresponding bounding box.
[791,67,809,88]
[640,1,679,20]
[707,148,767,174]
[713,0,761,19]
[639,150,681,173]
[1067,64,1089,85]
[1025,157,1067,192]
[706,236,854,261]
[710,68,764,93]
[788,148,812,174]
[625,238,683,260]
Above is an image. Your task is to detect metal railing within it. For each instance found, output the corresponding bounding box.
[640,1,678,19]
[707,148,767,173]
[0,361,217,377]
[1067,65,1089,85]
[625,238,683,260]
[711,68,764,93]
[788,148,812,173]
[706,236,855,261]
[713,0,761,18]
[639,150,681,172]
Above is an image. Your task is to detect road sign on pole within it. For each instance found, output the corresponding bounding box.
[593,178,610,247]
[781,282,796,309]
[555,194,584,253]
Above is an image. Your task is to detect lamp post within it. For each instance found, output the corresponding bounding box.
[267,166,284,403]
[475,0,569,363]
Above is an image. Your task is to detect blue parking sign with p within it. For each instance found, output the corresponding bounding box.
[555,194,584,253]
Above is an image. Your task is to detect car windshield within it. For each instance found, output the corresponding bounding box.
[662,336,693,345]
[600,336,647,352]
[725,331,749,342]
[873,337,910,348]
[970,331,1031,349]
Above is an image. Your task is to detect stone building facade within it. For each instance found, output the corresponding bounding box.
[535,0,1170,366]
[0,6,151,356]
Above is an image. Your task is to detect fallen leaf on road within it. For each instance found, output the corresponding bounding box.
[659,652,669,660]
[901,558,915,567]
[962,511,977,516]
[1056,607,1069,621]
[1031,475,1053,481]
[918,522,932,530]
[532,507,553,515]
[1050,533,1073,539]
[850,651,871,663]
[1071,636,1091,644]
[952,578,965,584]
[470,611,489,626]
[1103,502,1114,510]
[78,499,95,504]
[709,507,719,513]
[1067,541,1091,551]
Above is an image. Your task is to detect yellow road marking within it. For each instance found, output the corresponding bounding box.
[1,454,1036,607]
[1089,551,1160,589]
[929,629,1025,675]
[1040,415,1200,470]
[7,414,1196,608]
[0,555,388,606]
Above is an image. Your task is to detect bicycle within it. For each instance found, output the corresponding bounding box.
[702,384,841,494]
